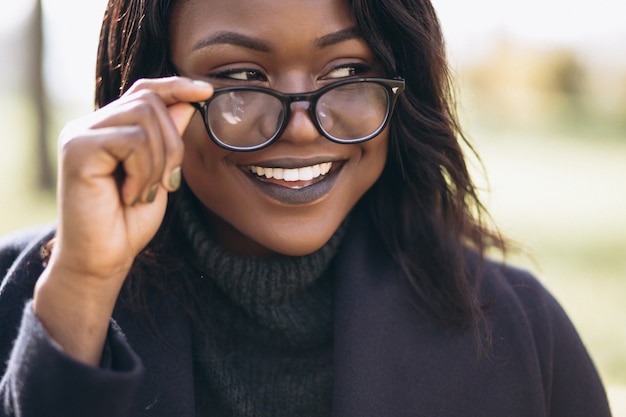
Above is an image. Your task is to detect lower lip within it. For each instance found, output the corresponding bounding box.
[243,166,342,206]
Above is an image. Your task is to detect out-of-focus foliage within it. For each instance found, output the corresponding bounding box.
[459,38,626,137]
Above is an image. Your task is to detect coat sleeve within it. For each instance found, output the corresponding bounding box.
[1,303,144,417]
[0,229,145,417]
[545,292,612,416]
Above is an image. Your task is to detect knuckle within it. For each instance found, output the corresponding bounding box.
[58,118,89,146]
[126,77,154,93]
[135,88,160,101]
[58,134,94,177]
[129,98,158,119]
[59,134,85,160]
[59,123,96,158]
[124,125,149,143]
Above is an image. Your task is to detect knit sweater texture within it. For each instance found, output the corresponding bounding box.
[179,196,346,417]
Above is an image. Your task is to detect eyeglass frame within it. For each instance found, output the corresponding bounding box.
[189,77,406,152]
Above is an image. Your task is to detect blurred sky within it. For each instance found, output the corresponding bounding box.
[1,0,626,109]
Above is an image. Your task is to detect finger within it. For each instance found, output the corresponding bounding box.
[119,94,191,193]
[160,102,196,191]
[95,89,198,192]
[60,126,154,206]
[91,96,172,201]
[125,76,213,107]
[99,127,160,206]
[124,94,193,192]
[89,76,211,195]
[168,101,197,137]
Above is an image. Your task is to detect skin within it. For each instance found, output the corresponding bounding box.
[171,0,389,257]
[33,0,389,366]
[33,79,213,365]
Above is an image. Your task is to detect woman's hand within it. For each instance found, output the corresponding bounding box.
[33,76,213,365]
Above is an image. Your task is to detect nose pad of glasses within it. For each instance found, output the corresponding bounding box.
[287,101,311,121]
[277,102,318,139]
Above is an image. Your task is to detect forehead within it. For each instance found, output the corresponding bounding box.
[170,0,355,50]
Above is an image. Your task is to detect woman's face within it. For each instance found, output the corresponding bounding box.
[170,0,389,257]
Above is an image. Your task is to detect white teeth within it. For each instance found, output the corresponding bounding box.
[273,168,284,180]
[249,162,333,182]
[284,168,299,181]
[298,166,314,181]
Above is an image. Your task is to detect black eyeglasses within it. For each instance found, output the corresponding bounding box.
[190,77,405,151]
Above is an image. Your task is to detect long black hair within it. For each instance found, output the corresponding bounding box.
[96,0,505,346]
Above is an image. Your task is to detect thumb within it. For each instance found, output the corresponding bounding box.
[168,102,197,136]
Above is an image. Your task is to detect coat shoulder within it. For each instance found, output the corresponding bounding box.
[478,258,612,416]
[0,225,56,285]
[480,258,555,311]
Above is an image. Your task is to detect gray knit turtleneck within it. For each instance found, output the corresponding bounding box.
[179,195,346,417]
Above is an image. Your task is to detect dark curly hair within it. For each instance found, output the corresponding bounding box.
[95,0,506,349]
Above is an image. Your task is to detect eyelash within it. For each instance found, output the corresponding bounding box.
[324,62,373,79]
[209,68,267,82]
[208,62,373,84]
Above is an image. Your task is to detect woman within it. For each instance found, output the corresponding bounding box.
[0,0,612,416]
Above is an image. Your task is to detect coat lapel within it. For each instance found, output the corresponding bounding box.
[331,211,479,417]
[332,211,420,416]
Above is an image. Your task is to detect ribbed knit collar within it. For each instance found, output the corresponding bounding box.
[175,192,345,416]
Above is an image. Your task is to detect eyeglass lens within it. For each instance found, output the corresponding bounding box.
[205,82,390,149]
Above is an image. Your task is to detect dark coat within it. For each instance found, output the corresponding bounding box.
[0,221,612,417]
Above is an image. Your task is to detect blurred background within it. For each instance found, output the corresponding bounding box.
[1,0,624,414]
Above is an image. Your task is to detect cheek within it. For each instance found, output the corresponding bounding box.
[182,113,213,151]
[178,119,390,257]
[180,118,269,252]
[360,132,389,187]
[182,113,229,168]
[370,135,389,168]
[180,116,232,202]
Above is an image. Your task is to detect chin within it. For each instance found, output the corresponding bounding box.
[262,234,335,258]
[254,217,346,257]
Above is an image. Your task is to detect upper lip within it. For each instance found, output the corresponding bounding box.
[241,157,342,169]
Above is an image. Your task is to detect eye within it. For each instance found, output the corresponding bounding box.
[210,68,268,82]
[324,63,372,79]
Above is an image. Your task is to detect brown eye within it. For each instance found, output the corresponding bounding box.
[212,68,267,82]
[324,63,372,79]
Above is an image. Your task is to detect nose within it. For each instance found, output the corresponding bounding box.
[277,100,320,145]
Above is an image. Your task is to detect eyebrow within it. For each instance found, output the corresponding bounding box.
[191,32,271,52]
[191,27,362,53]
[315,27,361,48]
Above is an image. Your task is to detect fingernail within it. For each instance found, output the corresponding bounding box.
[169,166,182,191]
[146,184,159,203]
[192,80,212,88]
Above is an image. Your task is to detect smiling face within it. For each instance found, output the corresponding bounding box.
[170,0,389,257]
